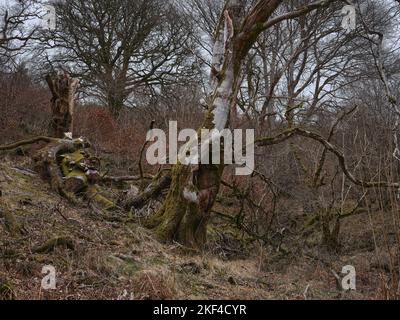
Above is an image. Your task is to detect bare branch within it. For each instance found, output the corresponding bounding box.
[256,128,400,188]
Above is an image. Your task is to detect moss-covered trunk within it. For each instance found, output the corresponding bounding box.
[147,162,222,249]
[147,1,246,250]
[145,0,288,249]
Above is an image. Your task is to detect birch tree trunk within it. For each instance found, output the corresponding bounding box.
[146,1,247,249]
[147,0,335,249]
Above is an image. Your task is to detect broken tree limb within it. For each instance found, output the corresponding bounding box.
[46,72,79,138]
[123,174,172,211]
[102,174,153,183]
[0,136,57,152]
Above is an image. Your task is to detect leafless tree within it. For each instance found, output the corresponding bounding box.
[41,0,197,118]
[145,0,349,249]
[0,0,42,68]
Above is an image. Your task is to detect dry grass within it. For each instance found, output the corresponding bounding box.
[0,155,398,300]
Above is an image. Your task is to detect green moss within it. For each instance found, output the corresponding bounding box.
[202,108,216,130]
[61,150,85,176]
[149,164,189,240]
[87,185,115,210]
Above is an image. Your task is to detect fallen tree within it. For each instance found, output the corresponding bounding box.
[0,72,115,210]
[33,137,116,210]
[0,135,118,210]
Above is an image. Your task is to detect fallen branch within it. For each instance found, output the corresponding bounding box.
[87,185,116,211]
[123,175,172,210]
[102,175,153,183]
[11,166,38,177]
[0,136,57,152]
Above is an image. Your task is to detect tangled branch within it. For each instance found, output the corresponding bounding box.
[256,127,399,189]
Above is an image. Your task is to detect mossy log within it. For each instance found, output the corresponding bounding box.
[2,135,114,211]
[33,138,115,209]
[34,139,88,203]
[61,150,88,194]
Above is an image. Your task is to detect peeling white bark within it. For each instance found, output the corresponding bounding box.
[183,188,199,204]
[211,31,225,75]
[212,68,234,131]
[64,132,73,140]
[209,7,237,132]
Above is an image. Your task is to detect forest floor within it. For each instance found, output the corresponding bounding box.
[0,154,398,300]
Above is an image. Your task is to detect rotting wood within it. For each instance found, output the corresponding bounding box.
[46,72,79,138]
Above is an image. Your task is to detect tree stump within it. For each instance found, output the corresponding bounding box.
[46,72,79,138]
